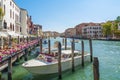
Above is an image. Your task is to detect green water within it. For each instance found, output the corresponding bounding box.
[2,38,120,80]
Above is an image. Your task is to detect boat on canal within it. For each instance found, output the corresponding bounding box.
[22,50,90,74]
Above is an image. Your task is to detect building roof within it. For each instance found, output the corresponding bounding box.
[12,0,20,9]
[34,24,42,29]
[75,22,101,28]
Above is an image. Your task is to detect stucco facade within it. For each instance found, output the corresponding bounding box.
[82,23,103,38]
[20,8,28,36]
[0,0,20,34]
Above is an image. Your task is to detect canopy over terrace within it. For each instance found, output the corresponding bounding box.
[0,31,29,49]
[0,31,28,38]
[7,31,25,38]
[0,32,8,37]
[7,31,18,38]
[20,35,28,38]
[0,31,27,38]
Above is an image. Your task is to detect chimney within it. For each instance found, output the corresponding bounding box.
[30,16,32,20]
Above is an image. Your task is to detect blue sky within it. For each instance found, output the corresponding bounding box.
[14,0,120,33]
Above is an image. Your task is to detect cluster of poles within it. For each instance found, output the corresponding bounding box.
[39,38,99,80]
[1,37,99,80]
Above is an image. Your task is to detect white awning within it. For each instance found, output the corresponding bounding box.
[0,32,8,37]
[14,33,20,37]
[7,31,21,38]
[0,31,28,38]
[19,34,28,38]
[7,31,15,36]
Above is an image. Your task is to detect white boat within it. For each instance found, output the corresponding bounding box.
[22,50,90,74]
[43,45,71,52]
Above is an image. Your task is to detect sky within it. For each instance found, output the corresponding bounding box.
[14,0,120,33]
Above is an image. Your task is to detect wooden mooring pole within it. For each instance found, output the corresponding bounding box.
[40,39,42,53]
[89,39,93,62]
[58,42,62,79]
[0,36,3,49]
[62,38,64,46]
[23,36,24,42]
[81,40,84,67]
[71,38,75,72]
[16,55,20,62]
[93,57,99,80]
[37,36,39,46]
[24,49,28,61]
[48,39,51,54]
[27,36,29,43]
[0,72,2,80]
[8,57,12,80]
[17,36,20,44]
[65,38,67,50]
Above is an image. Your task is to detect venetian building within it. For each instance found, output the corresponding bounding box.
[0,0,21,35]
[65,28,76,37]
[27,16,34,35]
[118,22,120,30]
[81,23,103,38]
[20,8,28,36]
[33,24,42,37]
[75,23,88,38]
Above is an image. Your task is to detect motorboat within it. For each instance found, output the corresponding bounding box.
[43,45,71,52]
[43,40,47,44]
[22,50,90,74]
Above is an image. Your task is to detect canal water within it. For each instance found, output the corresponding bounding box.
[2,37,120,80]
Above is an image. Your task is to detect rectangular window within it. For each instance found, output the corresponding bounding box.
[10,9,12,18]
[4,5,5,15]
[10,23,12,30]
[4,21,7,29]
[13,24,14,31]
[20,27,22,32]
[10,1,12,6]
[13,12,14,19]
[15,14,19,22]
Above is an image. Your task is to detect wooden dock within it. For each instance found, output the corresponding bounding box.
[0,38,40,71]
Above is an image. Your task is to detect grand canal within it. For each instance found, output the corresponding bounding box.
[2,37,120,80]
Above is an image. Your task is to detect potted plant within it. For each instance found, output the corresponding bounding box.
[0,7,4,30]
[0,7,4,19]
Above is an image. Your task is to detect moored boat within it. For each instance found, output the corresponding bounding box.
[22,50,90,74]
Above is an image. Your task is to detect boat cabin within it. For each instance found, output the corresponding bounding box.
[37,50,81,63]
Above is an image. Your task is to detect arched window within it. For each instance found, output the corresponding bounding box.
[10,9,12,18]
[13,11,14,19]
[4,20,7,29]
[20,27,22,32]
[10,23,12,30]
[13,24,14,31]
